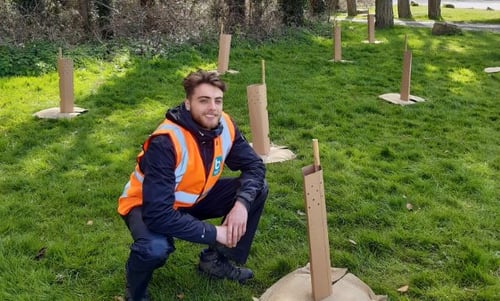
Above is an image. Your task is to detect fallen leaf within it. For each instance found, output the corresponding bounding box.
[406,203,413,211]
[348,239,357,245]
[113,296,124,301]
[34,247,47,260]
[252,298,260,301]
[296,210,305,216]
[397,284,409,293]
[176,293,185,299]
[55,273,64,284]
[87,220,94,226]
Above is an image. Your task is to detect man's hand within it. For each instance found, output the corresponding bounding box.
[222,200,248,248]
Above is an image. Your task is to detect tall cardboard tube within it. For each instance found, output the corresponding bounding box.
[368,14,375,43]
[302,162,332,300]
[334,24,342,62]
[247,83,270,155]
[400,50,412,101]
[217,34,232,74]
[58,57,74,113]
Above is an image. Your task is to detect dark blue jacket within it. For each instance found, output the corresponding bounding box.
[139,103,266,245]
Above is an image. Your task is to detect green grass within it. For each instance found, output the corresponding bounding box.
[409,6,500,24]
[1,21,499,301]
[338,5,500,24]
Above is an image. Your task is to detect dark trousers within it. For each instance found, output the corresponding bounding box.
[123,178,268,300]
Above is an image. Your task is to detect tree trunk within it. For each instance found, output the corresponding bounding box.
[225,0,246,32]
[397,0,412,18]
[428,0,441,20]
[244,0,265,27]
[375,0,393,29]
[78,0,91,35]
[310,0,326,15]
[96,0,113,39]
[346,0,357,17]
[326,0,340,11]
[279,0,306,26]
[139,0,155,31]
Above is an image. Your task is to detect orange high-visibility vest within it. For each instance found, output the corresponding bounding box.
[117,112,236,215]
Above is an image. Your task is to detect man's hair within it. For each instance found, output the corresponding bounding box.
[183,70,226,99]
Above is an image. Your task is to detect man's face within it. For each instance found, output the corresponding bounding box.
[184,83,224,130]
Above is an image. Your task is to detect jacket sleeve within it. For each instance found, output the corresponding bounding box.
[139,135,217,244]
[224,121,267,211]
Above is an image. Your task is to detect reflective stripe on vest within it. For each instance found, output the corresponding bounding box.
[117,113,235,215]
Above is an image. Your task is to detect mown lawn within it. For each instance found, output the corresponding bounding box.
[0,19,499,301]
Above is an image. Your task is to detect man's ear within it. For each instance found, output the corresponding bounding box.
[184,98,190,111]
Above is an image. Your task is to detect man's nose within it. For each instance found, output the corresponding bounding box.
[208,99,217,109]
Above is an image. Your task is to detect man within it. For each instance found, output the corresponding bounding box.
[118,70,268,301]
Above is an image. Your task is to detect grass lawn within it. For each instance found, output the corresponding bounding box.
[407,5,500,24]
[0,14,499,301]
[337,4,500,24]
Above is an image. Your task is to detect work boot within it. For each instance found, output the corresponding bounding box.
[125,287,151,301]
[198,249,253,283]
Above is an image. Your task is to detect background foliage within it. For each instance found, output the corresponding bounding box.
[0,0,377,45]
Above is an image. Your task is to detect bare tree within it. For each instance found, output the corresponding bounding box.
[397,0,412,19]
[375,0,393,28]
[428,0,441,20]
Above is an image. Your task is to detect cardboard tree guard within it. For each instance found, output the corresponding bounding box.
[329,23,353,64]
[362,14,382,44]
[34,49,87,119]
[217,33,232,74]
[257,139,387,301]
[58,57,74,113]
[301,139,332,301]
[368,14,375,43]
[334,23,342,62]
[379,35,425,106]
[302,164,333,301]
[246,60,295,163]
[400,49,412,101]
[247,83,271,155]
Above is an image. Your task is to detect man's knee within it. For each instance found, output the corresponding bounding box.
[247,180,268,215]
[130,237,174,269]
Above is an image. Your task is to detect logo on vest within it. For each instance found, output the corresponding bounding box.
[212,156,222,176]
